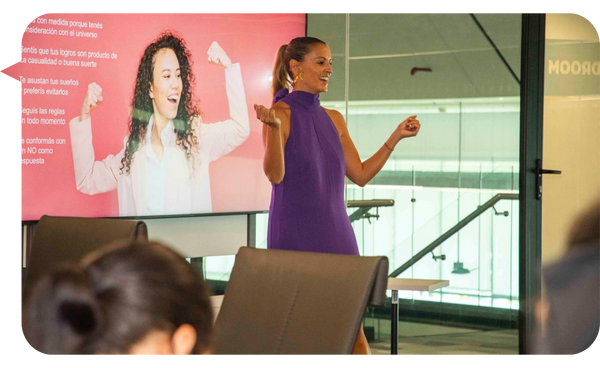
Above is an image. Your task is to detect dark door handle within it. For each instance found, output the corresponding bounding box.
[535,159,561,200]
[540,169,562,175]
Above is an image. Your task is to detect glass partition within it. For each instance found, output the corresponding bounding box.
[314,14,522,351]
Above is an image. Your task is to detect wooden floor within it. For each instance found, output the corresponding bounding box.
[368,321,519,355]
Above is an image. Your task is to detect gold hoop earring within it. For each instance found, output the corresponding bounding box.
[293,71,304,85]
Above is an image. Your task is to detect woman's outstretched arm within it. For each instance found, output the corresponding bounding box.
[326,109,421,187]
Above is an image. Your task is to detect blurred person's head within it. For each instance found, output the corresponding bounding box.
[567,198,600,247]
[23,240,213,354]
[533,199,600,354]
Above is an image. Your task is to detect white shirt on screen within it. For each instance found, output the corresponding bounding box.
[145,117,172,216]
[69,63,249,217]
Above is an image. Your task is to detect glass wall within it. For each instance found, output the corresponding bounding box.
[305,16,522,349]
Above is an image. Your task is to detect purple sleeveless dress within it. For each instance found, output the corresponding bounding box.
[267,89,359,256]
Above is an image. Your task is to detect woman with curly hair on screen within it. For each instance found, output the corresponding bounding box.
[69,31,249,216]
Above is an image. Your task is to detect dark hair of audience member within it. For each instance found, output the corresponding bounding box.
[567,199,600,247]
[22,241,213,354]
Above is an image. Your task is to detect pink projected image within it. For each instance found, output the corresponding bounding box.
[19,14,305,221]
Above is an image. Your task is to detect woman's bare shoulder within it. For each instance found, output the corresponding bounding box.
[323,108,346,137]
[324,107,344,119]
[272,101,291,121]
[273,101,291,112]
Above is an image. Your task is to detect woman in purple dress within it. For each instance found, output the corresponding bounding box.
[254,37,421,353]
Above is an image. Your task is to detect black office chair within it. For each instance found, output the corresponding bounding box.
[24,215,148,295]
[213,247,388,354]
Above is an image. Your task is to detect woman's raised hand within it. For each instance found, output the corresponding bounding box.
[396,115,421,139]
[207,41,232,69]
[80,82,103,122]
[254,104,281,129]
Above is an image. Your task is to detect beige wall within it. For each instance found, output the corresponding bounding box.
[543,97,600,263]
[546,14,599,42]
[542,14,600,265]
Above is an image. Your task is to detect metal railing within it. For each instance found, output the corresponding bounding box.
[389,193,519,277]
[347,199,395,223]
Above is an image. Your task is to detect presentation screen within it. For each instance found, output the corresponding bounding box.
[20,14,305,221]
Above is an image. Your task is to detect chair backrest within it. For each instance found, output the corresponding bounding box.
[213,247,388,354]
[24,215,148,293]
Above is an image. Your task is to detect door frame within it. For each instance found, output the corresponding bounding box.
[519,13,546,354]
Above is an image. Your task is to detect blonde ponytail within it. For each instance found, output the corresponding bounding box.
[271,44,291,97]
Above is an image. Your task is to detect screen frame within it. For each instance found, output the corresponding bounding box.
[21,14,308,224]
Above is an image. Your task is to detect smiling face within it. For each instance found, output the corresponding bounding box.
[292,43,333,94]
[149,48,182,126]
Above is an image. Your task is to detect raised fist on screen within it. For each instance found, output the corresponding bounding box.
[207,41,232,69]
[80,82,103,122]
